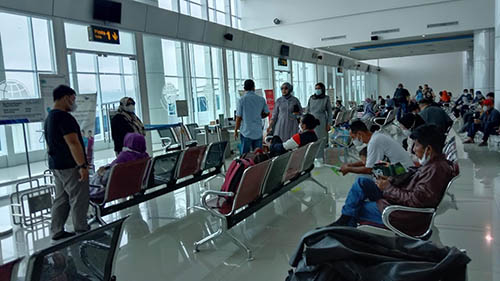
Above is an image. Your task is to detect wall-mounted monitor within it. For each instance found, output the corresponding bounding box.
[280,45,290,57]
[93,0,122,24]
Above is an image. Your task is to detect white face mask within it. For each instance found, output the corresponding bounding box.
[314,89,322,95]
[418,147,429,166]
[298,124,303,132]
[483,106,488,112]
[125,105,136,113]
[352,136,363,146]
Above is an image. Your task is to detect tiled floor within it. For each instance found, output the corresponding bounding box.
[2,130,500,280]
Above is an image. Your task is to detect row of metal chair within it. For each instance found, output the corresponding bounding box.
[194,140,328,260]
[157,123,200,150]
[333,109,356,127]
[90,141,228,225]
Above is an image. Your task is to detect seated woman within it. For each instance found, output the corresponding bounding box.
[329,124,457,237]
[90,133,149,199]
[269,113,319,156]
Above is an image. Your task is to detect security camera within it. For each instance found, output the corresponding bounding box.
[317,55,323,60]
[273,18,281,25]
[377,67,381,72]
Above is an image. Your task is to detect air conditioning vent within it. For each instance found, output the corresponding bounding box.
[371,28,400,35]
[320,35,347,41]
[427,21,459,28]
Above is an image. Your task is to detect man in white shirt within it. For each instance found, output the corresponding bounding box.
[340,120,414,176]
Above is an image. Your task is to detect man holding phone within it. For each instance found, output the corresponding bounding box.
[339,120,413,176]
[329,125,456,237]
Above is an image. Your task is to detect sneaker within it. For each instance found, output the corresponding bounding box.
[463,139,474,144]
[51,231,76,241]
[478,142,488,147]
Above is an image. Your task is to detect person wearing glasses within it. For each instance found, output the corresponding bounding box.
[267,82,303,142]
[111,97,145,156]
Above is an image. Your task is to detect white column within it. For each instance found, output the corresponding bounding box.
[474,29,495,95]
[462,50,474,90]
[495,0,500,110]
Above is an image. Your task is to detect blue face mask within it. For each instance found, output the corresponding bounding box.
[315,89,322,95]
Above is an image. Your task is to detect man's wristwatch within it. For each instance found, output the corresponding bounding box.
[77,163,89,169]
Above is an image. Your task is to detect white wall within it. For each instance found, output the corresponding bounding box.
[241,0,493,49]
[365,52,464,97]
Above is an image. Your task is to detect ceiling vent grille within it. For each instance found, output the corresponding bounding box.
[371,28,400,35]
[427,21,459,28]
[321,35,347,41]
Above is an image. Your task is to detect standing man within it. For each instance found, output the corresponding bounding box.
[393,83,411,120]
[234,79,269,154]
[44,85,90,240]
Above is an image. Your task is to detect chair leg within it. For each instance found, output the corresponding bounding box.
[227,231,254,261]
[309,177,329,194]
[193,228,223,253]
[89,205,106,226]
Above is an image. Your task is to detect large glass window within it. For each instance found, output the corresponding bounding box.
[65,23,138,142]
[180,0,206,20]
[160,39,186,123]
[189,44,223,124]
[226,50,249,117]
[251,54,272,91]
[292,61,317,105]
[0,13,56,154]
[68,52,140,141]
[230,0,242,29]
[208,0,229,25]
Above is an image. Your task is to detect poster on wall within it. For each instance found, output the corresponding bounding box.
[0,99,44,124]
[264,89,275,121]
[38,74,69,118]
[71,94,97,166]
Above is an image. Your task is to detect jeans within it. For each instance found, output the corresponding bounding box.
[468,122,498,142]
[341,177,384,226]
[396,102,408,120]
[240,135,263,154]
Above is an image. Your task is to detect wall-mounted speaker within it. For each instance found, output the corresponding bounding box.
[223,33,233,41]
[371,35,379,41]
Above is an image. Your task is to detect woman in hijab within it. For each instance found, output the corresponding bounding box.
[267,82,303,141]
[111,97,145,155]
[306,82,332,156]
[90,133,149,199]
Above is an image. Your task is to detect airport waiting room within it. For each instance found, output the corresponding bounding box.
[0,0,499,280]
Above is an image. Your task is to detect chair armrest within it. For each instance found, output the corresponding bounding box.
[160,137,173,148]
[201,190,235,217]
[372,117,386,126]
[381,205,435,240]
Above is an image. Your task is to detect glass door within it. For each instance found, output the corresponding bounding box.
[67,51,140,144]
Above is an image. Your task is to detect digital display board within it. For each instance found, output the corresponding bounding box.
[88,25,120,44]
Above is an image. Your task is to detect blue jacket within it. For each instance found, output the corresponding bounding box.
[481,108,500,130]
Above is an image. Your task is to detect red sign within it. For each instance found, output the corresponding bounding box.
[264,89,275,121]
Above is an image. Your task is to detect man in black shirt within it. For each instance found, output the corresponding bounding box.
[44,85,89,240]
[393,83,410,120]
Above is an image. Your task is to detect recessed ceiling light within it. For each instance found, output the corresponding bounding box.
[422,34,426,38]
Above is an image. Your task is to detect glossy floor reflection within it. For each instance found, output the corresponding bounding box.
[2,134,500,280]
